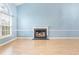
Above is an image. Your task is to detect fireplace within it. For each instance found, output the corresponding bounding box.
[33,27,48,40]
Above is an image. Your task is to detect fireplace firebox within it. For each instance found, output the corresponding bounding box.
[33,27,48,40]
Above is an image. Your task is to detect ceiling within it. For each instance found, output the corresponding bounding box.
[14,3,24,6]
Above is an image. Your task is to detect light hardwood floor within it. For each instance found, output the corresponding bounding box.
[0,39,79,55]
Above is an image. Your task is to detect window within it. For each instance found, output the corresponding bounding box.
[0,3,12,39]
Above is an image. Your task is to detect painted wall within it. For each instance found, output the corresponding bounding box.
[0,4,17,44]
[17,3,79,38]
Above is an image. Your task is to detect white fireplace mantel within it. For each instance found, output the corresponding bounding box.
[32,27,48,39]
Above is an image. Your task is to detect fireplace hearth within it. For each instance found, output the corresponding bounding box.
[33,27,48,40]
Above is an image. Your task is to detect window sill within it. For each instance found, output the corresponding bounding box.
[0,34,12,39]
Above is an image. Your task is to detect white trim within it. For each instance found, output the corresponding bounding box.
[17,37,32,40]
[14,29,79,31]
[0,37,17,46]
[49,37,79,39]
[0,34,12,39]
[49,30,79,31]
[17,37,79,40]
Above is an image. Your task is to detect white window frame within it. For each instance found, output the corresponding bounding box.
[0,4,12,39]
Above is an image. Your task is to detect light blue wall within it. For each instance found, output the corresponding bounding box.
[17,3,79,37]
[0,4,17,44]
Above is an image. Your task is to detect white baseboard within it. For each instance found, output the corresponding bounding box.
[17,37,79,40]
[0,37,17,46]
[49,37,79,39]
[1,37,78,46]
[17,37,32,39]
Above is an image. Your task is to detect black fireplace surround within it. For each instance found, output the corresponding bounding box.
[34,28,48,40]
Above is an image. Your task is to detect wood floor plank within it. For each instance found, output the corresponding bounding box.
[0,39,79,55]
